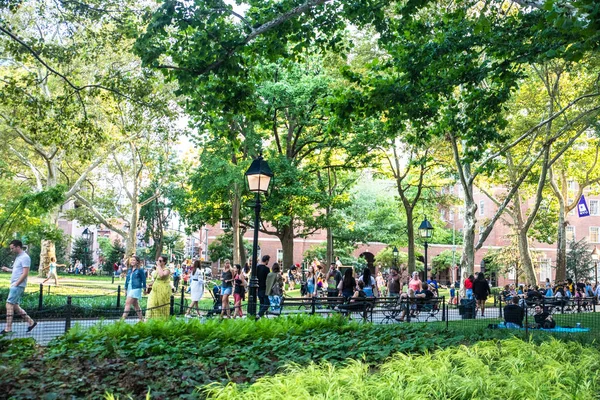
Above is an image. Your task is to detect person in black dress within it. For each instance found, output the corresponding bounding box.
[472,272,491,317]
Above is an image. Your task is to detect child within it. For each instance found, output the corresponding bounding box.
[450,286,456,305]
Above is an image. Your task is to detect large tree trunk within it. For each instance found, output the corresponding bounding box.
[550,169,568,282]
[460,194,477,275]
[38,206,60,277]
[38,240,56,278]
[405,205,416,274]
[326,225,333,269]
[232,189,242,266]
[238,229,247,267]
[512,188,539,285]
[125,204,139,256]
[280,223,294,271]
[517,229,538,285]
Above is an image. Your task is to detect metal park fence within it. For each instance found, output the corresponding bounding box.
[1,286,599,345]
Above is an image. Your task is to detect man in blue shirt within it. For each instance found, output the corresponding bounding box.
[1,240,37,334]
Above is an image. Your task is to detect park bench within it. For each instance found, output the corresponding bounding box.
[267,296,344,317]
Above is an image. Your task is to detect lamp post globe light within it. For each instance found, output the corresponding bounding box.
[418,218,434,282]
[592,246,599,286]
[82,227,90,276]
[392,246,399,268]
[245,155,273,318]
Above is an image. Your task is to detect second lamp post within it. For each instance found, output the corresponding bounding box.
[418,218,434,282]
[245,156,273,318]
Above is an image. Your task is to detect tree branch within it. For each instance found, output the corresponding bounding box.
[8,145,44,191]
[73,193,127,238]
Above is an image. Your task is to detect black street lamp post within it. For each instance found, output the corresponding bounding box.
[82,227,90,276]
[418,218,434,282]
[245,156,273,318]
[392,246,399,268]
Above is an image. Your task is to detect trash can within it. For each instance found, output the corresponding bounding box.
[458,299,476,319]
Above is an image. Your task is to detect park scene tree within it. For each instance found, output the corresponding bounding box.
[1,0,600,399]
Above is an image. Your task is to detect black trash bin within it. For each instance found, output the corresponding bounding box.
[458,299,476,319]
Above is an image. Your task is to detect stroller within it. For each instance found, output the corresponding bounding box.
[206,284,222,318]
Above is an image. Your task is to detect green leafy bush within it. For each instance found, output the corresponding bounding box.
[204,338,600,399]
[2,316,598,399]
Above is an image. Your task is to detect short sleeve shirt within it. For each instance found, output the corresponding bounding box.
[11,252,31,288]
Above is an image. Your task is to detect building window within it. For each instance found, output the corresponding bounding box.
[567,180,577,191]
[590,200,599,216]
[568,199,575,216]
[459,209,464,220]
[590,227,599,243]
[440,210,446,221]
[539,258,552,283]
[220,220,230,230]
[566,226,576,243]
[449,210,455,222]
[458,186,464,199]
[277,249,284,264]
[479,200,485,216]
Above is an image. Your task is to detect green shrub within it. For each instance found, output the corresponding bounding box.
[203,338,600,400]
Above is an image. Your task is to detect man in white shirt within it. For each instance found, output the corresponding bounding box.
[1,240,37,334]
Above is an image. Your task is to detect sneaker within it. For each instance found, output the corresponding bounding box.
[26,322,38,332]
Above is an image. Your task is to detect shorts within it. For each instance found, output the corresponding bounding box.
[307,284,315,294]
[221,286,233,295]
[7,286,25,304]
[127,288,142,300]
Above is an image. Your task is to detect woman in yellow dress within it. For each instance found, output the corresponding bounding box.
[146,256,171,320]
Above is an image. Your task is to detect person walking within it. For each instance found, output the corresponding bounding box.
[173,264,182,292]
[146,256,171,320]
[232,264,247,318]
[121,255,146,322]
[266,262,284,312]
[472,272,491,317]
[220,260,234,318]
[464,274,474,300]
[42,257,65,286]
[187,260,206,317]
[256,255,271,319]
[306,264,317,298]
[1,240,37,335]
[387,267,402,297]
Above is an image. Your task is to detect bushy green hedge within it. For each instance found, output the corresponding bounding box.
[204,338,600,399]
[0,316,596,399]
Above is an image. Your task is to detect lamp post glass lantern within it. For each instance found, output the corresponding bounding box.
[392,246,399,268]
[418,218,434,282]
[245,156,273,317]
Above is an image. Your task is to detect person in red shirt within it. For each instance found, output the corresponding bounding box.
[464,274,474,299]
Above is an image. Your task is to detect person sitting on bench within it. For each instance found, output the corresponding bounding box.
[338,281,368,314]
[503,296,524,328]
[395,282,434,322]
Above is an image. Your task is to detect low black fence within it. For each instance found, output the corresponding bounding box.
[2,288,599,345]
